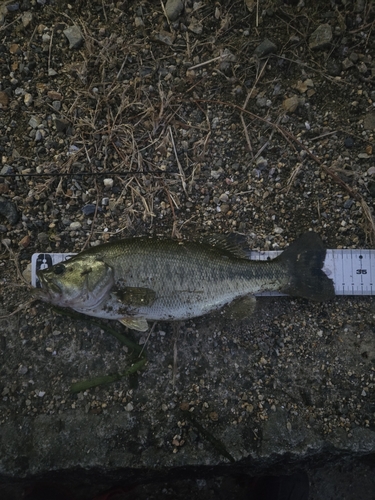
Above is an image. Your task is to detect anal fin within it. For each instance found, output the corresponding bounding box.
[223,295,257,320]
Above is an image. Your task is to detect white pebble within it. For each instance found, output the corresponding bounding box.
[24,93,33,106]
[69,221,82,230]
[103,178,114,188]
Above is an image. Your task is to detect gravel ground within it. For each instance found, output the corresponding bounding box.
[1,0,375,497]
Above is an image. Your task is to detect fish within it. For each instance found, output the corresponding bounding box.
[35,232,334,332]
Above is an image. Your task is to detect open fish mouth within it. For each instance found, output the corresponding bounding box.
[37,272,62,296]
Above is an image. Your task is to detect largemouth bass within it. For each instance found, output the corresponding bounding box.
[36,232,334,331]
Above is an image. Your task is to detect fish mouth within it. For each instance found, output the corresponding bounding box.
[37,272,62,296]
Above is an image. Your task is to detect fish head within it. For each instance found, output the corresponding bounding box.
[36,254,114,310]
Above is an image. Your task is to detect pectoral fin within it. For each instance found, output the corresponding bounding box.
[113,286,156,307]
[119,317,149,332]
[223,295,257,320]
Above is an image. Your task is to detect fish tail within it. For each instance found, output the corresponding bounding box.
[277,232,334,301]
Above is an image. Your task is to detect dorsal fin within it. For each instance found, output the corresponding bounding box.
[199,234,249,259]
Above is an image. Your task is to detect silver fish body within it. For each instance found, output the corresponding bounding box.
[36,232,334,331]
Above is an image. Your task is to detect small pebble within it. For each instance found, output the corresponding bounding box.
[309,24,332,50]
[254,39,277,57]
[29,116,41,129]
[24,93,33,106]
[63,25,84,49]
[0,91,9,108]
[0,197,19,225]
[283,96,300,113]
[18,365,28,375]
[103,178,114,188]
[52,101,61,111]
[256,156,268,170]
[82,204,102,215]
[165,0,184,21]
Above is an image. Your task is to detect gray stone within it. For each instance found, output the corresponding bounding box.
[63,25,84,49]
[342,58,354,70]
[21,11,32,28]
[254,38,277,57]
[6,3,20,12]
[256,97,268,108]
[357,61,368,74]
[152,30,175,46]
[326,59,341,76]
[363,112,375,130]
[309,24,332,50]
[52,100,61,111]
[134,16,144,28]
[165,0,184,21]
[343,199,354,209]
[282,95,300,113]
[28,116,41,129]
[0,196,19,225]
[54,117,70,132]
[256,156,268,170]
[35,130,43,141]
[37,232,49,244]
[188,18,203,35]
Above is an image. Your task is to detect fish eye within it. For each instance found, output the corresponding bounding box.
[53,264,66,275]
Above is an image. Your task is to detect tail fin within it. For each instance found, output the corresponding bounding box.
[278,232,334,301]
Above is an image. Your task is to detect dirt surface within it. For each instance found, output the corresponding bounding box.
[1,0,375,497]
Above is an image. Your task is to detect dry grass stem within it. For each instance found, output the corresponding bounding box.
[168,126,191,201]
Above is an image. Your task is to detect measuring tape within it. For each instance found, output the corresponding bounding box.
[31,249,375,296]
